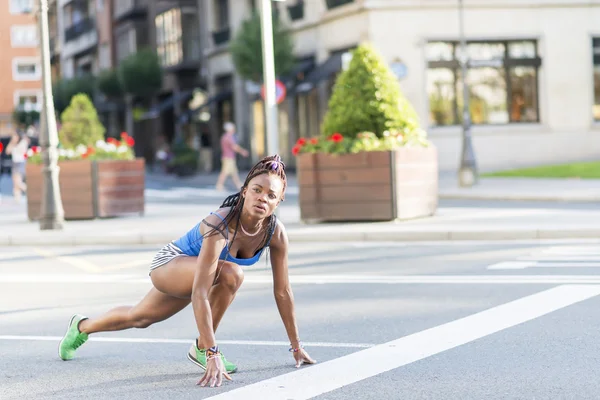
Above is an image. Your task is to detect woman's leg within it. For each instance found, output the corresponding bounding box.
[78,288,190,334]
[150,256,245,346]
[79,256,244,336]
[11,168,25,201]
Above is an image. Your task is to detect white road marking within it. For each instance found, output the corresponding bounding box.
[32,248,101,273]
[488,246,600,269]
[518,256,600,261]
[4,273,600,285]
[0,335,372,348]
[488,261,600,269]
[205,284,600,400]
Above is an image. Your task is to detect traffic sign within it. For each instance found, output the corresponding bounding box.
[261,79,287,104]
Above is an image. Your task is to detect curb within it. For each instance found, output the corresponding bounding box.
[3,228,600,246]
[438,192,600,202]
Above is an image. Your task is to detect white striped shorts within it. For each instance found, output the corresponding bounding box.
[149,242,187,271]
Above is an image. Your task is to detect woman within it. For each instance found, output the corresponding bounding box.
[58,154,316,388]
[6,131,29,202]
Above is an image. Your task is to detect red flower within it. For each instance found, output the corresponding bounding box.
[330,133,344,143]
[125,137,135,147]
[291,145,301,156]
[32,146,41,154]
[82,146,95,158]
[107,137,118,145]
[296,137,307,146]
[0,142,4,153]
[309,138,318,145]
[121,132,128,139]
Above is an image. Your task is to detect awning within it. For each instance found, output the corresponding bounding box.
[178,90,233,124]
[281,58,316,86]
[138,89,195,120]
[294,52,344,94]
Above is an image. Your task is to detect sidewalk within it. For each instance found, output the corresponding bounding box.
[438,173,600,202]
[2,190,600,246]
[144,170,600,203]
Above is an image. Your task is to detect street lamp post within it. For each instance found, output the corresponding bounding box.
[37,0,65,230]
[457,0,478,187]
[259,0,284,157]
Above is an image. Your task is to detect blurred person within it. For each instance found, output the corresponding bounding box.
[215,122,249,192]
[5,132,30,202]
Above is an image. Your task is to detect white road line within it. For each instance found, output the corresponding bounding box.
[5,274,600,284]
[486,261,536,270]
[518,256,600,261]
[0,335,372,348]
[205,284,600,400]
[488,261,600,269]
[32,248,101,273]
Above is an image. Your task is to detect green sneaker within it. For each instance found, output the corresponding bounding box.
[187,341,238,374]
[58,314,89,361]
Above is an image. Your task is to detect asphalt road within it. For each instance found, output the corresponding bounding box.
[2,239,600,399]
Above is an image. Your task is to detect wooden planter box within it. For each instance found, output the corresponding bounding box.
[297,148,438,222]
[26,158,145,221]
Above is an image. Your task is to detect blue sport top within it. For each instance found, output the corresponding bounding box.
[172,212,276,266]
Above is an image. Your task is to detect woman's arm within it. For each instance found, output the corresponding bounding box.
[270,221,316,367]
[269,221,300,347]
[193,215,232,386]
[192,217,227,350]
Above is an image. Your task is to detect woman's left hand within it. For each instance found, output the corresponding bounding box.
[293,348,317,368]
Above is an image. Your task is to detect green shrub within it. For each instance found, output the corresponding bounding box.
[58,93,106,149]
[321,43,421,139]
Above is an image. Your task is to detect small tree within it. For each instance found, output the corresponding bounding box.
[59,93,106,149]
[321,43,420,139]
[229,11,295,82]
[118,48,163,98]
[53,77,96,115]
[97,68,124,99]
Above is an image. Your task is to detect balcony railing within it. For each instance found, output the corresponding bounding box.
[325,0,354,10]
[113,0,148,21]
[212,27,230,46]
[64,17,95,42]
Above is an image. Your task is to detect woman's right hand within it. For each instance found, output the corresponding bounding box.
[197,354,232,388]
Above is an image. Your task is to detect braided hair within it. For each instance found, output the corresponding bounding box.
[203,154,287,255]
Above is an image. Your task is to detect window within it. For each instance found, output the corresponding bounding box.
[593,38,600,121]
[156,9,183,67]
[156,8,200,67]
[116,29,136,63]
[11,25,38,47]
[14,90,42,112]
[214,0,229,30]
[426,40,541,126]
[12,57,41,81]
[99,43,111,70]
[10,0,33,14]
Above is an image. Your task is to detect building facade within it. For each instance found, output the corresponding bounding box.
[0,0,42,137]
[201,0,600,172]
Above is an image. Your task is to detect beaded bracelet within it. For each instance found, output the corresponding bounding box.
[206,345,220,358]
[289,342,304,353]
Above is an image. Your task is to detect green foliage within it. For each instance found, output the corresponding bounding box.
[52,77,96,114]
[58,94,106,149]
[97,68,123,98]
[321,43,421,140]
[168,141,199,176]
[229,11,295,82]
[118,48,163,97]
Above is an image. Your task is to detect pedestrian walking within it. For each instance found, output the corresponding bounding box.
[215,122,249,192]
[5,131,30,203]
[58,154,316,388]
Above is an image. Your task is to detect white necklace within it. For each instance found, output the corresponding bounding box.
[240,221,262,237]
